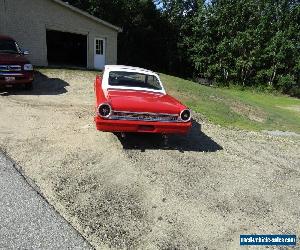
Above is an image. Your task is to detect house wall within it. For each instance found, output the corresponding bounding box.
[0,0,6,33]
[0,0,118,69]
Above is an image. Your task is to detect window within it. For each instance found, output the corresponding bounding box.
[108,71,162,90]
[0,40,20,54]
[95,39,103,55]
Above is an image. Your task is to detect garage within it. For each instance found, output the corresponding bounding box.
[0,0,121,69]
[46,30,87,68]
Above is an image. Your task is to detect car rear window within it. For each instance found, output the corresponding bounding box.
[108,71,162,90]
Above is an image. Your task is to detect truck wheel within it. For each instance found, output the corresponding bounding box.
[24,82,33,90]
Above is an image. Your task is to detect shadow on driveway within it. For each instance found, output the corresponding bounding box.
[115,119,223,153]
[0,71,69,96]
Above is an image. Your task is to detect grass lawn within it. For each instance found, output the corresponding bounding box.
[36,68,299,133]
[161,74,300,133]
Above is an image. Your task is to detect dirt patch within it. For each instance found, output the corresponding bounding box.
[278,105,300,113]
[230,101,266,122]
[263,130,300,138]
[207,94,266,123]
[0,69,299,249]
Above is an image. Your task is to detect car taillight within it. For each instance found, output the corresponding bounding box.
[180,109,191,122]
[97,103,112,118]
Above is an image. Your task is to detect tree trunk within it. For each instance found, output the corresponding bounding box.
[268,64,277,87]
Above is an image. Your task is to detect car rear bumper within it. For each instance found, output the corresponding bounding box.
[95,117,192,134]
[0,71,34,86]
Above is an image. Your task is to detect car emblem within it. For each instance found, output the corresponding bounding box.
[7,66,11,70]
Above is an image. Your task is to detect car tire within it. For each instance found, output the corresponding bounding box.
[24,82,33,90]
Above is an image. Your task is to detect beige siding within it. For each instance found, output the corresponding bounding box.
[1,0,118,68]
[0,0,6,33]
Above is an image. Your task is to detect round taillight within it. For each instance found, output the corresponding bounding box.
[98,103,112,118]
[180,109,191,121]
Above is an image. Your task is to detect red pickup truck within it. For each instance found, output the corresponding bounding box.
[0,35,34,89]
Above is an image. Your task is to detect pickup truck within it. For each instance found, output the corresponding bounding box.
[0,35,34,89]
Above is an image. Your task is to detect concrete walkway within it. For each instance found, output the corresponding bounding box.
[0,153,91,250]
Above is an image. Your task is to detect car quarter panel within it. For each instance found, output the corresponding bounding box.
[94,75,107,103]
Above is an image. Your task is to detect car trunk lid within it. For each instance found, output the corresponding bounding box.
[107,89,182,114]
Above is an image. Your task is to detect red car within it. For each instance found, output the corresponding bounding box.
[0,35,34,89]
[94,65,192,135]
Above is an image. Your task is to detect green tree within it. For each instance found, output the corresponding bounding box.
[180,0,299,94]
[67,0,299,95]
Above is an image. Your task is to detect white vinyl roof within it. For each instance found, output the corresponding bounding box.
[104,65,156,75]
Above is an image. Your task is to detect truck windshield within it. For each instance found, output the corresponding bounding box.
[0,40,20,54]
[108,71,162,90]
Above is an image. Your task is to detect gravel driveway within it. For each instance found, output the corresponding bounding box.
[0,69,299,249]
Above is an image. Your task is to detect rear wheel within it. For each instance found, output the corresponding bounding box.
[24,82,33,90]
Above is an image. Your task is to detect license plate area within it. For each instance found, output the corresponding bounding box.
[138,125,155,132]
[5,77,15,82]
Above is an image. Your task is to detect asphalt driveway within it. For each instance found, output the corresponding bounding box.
[0,152,91,249]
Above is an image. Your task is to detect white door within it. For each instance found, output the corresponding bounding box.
[94,38,105,69]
